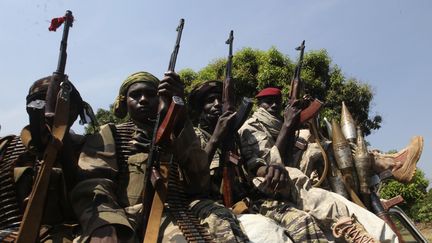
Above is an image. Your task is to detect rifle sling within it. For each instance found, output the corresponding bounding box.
[144,163,169,243]
[309,120,329,188]
[16,87,70,243]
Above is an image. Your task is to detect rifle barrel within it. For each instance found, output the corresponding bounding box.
[168,18,184,72]
[56,10,73,75]
[225,30,234,79]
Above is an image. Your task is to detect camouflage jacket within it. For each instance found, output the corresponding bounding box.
[71,120,210,242]
[238,108,285,176]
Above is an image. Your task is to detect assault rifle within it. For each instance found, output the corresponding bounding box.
[220,30,236,207]
[289,40,323,123]
[220,30,253,207]
[141,18,185,243]
[16,10,74,243]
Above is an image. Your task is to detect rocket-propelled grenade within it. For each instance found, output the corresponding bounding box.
[341,101,357,144]
[332,120,354,169]
[332,120,360,196]
[354,126,373,195]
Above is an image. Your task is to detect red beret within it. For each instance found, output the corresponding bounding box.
[255,87,282,98]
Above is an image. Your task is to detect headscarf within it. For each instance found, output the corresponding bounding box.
[26,76,83,107]
[26,76,53,104]
[188,80,223,112]
[252,107,283,140]
[113,71,160,118]
[26,76,97,128]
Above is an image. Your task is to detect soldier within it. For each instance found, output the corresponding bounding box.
[0,76,89,242]
[238,87,402,242]
[70,71,249,242]
[188,80,328,242]
[246,87,423,185]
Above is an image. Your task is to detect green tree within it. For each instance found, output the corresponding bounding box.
[379,169,430,221]
[184,47,381,135]
[84,104,128,134]
[86,46,382,135]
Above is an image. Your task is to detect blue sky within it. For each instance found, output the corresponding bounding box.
[1,0,431,184]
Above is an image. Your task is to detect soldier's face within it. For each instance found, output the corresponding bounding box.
[258,95,282,116]
[202,92,222,125]
[202,92,222,120]
[127,82,158,123]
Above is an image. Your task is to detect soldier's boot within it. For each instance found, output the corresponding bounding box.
[371,136,423,183]
[332,215,377,243]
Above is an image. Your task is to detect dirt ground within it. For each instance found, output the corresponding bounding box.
[416,222,432,241]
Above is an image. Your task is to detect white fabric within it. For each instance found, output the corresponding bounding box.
[237,214,293,243]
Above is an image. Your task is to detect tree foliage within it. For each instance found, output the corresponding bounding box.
[86,46,382,135]
[84,104,128,134]
[181,47,381,135]
[380,169,431,222]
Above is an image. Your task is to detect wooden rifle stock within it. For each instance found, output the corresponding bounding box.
[300,99,323,123]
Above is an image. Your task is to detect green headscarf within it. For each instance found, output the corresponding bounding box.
[113,71,160,118]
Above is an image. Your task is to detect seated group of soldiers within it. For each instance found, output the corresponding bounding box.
[0,71,423,243]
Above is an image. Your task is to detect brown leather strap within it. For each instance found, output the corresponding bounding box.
[144,164,169,243]
[309,119,329,188]
[16,84,70,243]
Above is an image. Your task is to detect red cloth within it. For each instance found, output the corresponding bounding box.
[48,15,73,31]
[255,87,281,98]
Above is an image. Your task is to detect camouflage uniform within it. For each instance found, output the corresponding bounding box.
[71,121,247,243]
[194,126,328,242]
[0,131,79,243]
[238,107,399,242]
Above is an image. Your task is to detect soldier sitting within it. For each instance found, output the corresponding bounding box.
[70,71,251,243]
[0,76,91,242]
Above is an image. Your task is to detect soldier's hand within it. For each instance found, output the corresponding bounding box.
[257,163,289,192]
[158,71,184,99]
[212,111,236,144]
[283,100,301,129]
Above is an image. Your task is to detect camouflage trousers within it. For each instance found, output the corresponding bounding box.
[160,199,248,243]
[254,200,327,242]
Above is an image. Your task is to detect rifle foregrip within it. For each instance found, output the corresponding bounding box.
[300,99,323,123]
[156,96,184,144]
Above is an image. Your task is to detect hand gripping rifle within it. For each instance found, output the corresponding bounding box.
[16,10,74,243]
[141,19,185,243]
[289,41,328,187]
[289,40,323,123]
[220,31,253,207]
